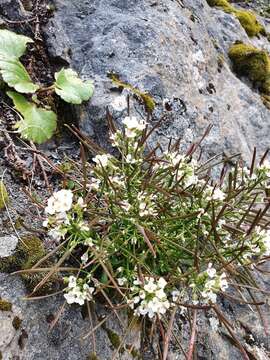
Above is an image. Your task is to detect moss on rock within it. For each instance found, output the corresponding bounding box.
[12,316,22,330]
[87,353,100,360]
[0,298,12,311]
[0,235,57,295]
[0,235,45,273]
[0,181,9,210]
[207,0,265,37]
[228,42,270,95]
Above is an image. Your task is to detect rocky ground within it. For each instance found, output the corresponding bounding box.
[0,0,270,359]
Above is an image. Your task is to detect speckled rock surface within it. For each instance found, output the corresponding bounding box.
[0,236,18,258]
[45,0,270,161]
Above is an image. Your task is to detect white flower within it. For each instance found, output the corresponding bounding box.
[255,227,270,256]
[133,278,142,286]
[212,188,226,201]
[93,154,112,167]
[144,279,157,293]
[55,212,70,225]
[117,277,127,286]
[165,151,184,167]
[139,290,146,299]
[78,221,90,231]
[206,263,216,278]
[133,296,141,304]
[42,219,49,227]
[48,227,64,242]
[109,175,125,187]
[88,177,101,191]
[110,130,122,147]
[258,160,270,175]
[84,238,94,247]
[110,95,127,111]
[64,277,95,305]
[126,154,137,164]
[120,200,131,212]
[81,252,89,264]
[171,290,181,302]
[155,288,167,299]
[219,273,228,291]
[68,276,77,288]
[83,283,95,300]
[45,189,73,215]
[185,174,198,187]
[123,116,146,131]
[122,116,146,137]
[157,277,167,289]
[77,197,86,208]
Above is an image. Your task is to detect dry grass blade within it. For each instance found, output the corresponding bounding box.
[82,313,113,340]
[162,307,177,360]
[49,302,66,331]
[187,309,197,360]
[30,247,74,296]
[136,224,157,258]
[213,305,249,360]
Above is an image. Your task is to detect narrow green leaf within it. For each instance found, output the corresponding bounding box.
[7,91,57,144]
[0,29,33,59]
[54,68,94,104]
[0,58,39,93]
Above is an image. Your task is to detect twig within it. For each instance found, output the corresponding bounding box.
[163,307,176,360]
[187,309,197,360]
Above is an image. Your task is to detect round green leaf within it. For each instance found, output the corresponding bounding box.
[0,58,39,93]
[7,92,57,144]
[0,29,33,59]
[54,68,94,104]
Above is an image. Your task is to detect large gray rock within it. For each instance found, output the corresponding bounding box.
[45,0,270,160]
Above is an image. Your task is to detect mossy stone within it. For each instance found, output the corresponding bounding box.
[0,235,58,295]
[207,0,265,37]
[87,353,100,360]
[0,181,9,210]
[0,235,45,273]
[228,43,270,95]
[12,316,22,330]
[0,298,12,311]
[236,10,265,37]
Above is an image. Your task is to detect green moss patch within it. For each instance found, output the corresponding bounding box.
[0,235,45,273]
[228,42,270,95]
[207,0,266,37]
[0,298,12,311]
[0,181,9,210]
[0,235,57,295]
[87,353,100,360]
[109,73,155,113]
[12,316,22,330]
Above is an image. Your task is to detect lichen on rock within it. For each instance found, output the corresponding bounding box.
[228,42,270,94]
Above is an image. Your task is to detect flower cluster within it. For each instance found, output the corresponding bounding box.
[43,189,74,241]
[241,226,270,263]
[64,276,95,305]
[190,263,228,304]
[40,106,270,344]
[128,277,170,319]
[137,191,158,217]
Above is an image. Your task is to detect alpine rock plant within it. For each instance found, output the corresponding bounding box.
[40,98,270,357]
